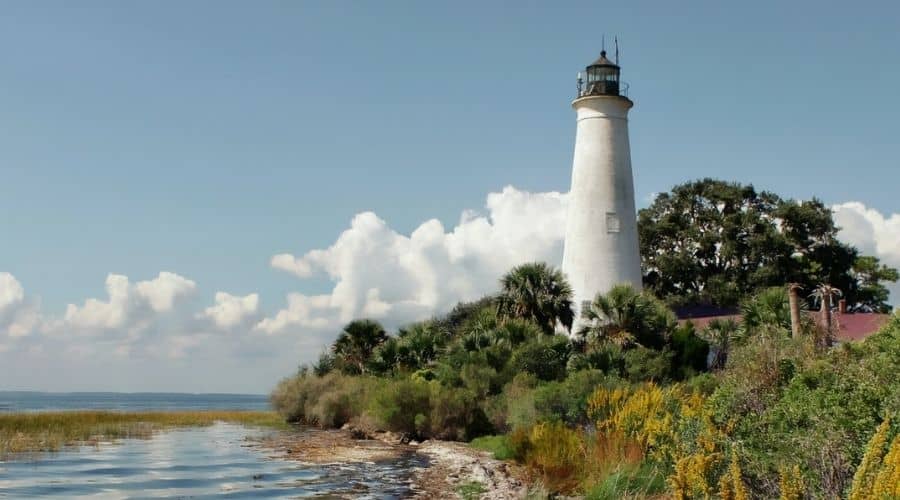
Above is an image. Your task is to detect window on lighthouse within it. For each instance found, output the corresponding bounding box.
[606,213,620,233]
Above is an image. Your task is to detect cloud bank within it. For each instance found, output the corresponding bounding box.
[260,186,568,336]
[1,187,898,391]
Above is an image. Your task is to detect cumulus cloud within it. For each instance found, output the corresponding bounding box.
[833,202,900,301]
[0,272,40,338]
[259,186,568,336]
[200,292,260,329]
[62,272,197,333]
[5,188,899,391]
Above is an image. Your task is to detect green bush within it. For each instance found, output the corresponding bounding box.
[470,434,516,460]
[510,336,571,382]
[368,378,431,435]
[670,322,710,379]
[427,383,493,440]
[584,343,626,375]
[532,370,613,426]
[584,462,667,500]
[270,372,373,426]
[493,373,540,431]
[705,316,900,497]
[623,346,673,382]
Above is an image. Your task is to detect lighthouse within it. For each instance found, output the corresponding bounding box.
[562,48,642,331]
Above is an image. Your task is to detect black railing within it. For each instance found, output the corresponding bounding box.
[577,81,629,98]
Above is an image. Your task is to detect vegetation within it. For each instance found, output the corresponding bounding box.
[497,262,574,334]
[272,180,899,499]
[0,410,285,459]
[638,178,895,311]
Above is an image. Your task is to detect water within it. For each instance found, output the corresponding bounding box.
[0,423,424,498]
[0,392,269,412]
[0,393,425,498]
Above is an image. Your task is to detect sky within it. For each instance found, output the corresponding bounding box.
[1,1,899,393]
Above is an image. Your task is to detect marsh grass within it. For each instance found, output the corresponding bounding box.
[0,410,286,459]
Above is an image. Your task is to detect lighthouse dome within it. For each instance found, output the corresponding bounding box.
[588,50,619,68]
[580,50,622,97]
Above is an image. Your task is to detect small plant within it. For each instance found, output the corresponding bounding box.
[778,464,805,500]
[469,435,515,460]
[457,480,486,500]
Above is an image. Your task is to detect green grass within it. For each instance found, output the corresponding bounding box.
[457,480,487,500]
[584,462,668,500]
[0,410,287,459]
[469,434,516,460]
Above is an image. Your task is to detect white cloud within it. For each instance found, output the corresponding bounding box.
[135,272,197,312]
[258,186,568,336]
[4,189,898,392]
[200,292,260,329]
[270,253,314,278]
[62,272,197,332]
[0,272,40,338]
[833,202,900,301]
[0,272,25,312]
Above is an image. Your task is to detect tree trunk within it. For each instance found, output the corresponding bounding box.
[821,292,833,346]
[788,284,802,339]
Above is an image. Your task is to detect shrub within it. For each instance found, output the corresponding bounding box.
[670,322,710,379]
[469,434,516,460]
[532,370,613,426]
[493,373,539,431]
[585,461,666,500]
[427,383,492,440]
[585,343,626,375]
[368,379,430,436]
[270,372,373,426]
[510,336,571,381]
[525,421,584,493]
[623,346,673,382]
[460,363,498,399]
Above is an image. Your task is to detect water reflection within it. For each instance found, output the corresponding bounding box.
[0,423,424,498]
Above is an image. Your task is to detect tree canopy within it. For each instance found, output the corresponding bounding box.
[638,179,897,310]
[496,262,575,334]
[331,319,388,374]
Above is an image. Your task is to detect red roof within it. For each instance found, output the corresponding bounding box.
[679,312,891,342]
[833,313,891,341]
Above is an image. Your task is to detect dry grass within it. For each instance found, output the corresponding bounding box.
[0,410,287,459]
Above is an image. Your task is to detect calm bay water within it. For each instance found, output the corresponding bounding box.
[0,393,424,498]
[0,391,270,413]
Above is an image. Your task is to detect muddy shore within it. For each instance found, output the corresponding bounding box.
[256,426,528,499]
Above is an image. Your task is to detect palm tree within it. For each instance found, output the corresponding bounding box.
[787,283,803,339]
[577,284,675,349]
[396,322,445,370]
[496,262,574,334]
[811,284,842,347]
[331,319,388,374]
[740,287,792,336]
[702,318,740,370]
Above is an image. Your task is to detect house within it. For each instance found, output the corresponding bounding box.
[676,301,891,342]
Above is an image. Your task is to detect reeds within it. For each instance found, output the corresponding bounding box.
[0,410,286,458]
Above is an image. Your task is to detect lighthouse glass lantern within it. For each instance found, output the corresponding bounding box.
[583,50,620,96]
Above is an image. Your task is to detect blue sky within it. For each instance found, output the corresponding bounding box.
[1,1,899,393]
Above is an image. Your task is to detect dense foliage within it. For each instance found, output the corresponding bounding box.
[271,179,898,498]
[638,178,897,311]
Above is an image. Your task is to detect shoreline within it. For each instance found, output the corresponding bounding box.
[2,410,529,498]
[257,425,528,499]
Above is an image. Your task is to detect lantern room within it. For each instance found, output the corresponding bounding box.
[578,50,624,98]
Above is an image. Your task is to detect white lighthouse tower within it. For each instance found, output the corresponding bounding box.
[562,48,642,330]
